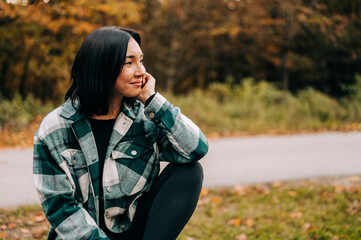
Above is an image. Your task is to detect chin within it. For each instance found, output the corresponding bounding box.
[124,91,141,98]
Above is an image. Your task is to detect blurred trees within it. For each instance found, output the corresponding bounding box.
[0,0,360,101]
[0,0,141,101]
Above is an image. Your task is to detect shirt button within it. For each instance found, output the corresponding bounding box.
[107,186,112,192]
[120,224,125,229]
[149,112,155,118]
[131,150,137,156]
[72,160,76,165]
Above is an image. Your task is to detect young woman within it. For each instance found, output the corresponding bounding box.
[33,27,209,240]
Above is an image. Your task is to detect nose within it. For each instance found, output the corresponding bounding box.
[135,63,146,77]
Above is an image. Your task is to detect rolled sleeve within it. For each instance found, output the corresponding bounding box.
[144,93,172,122]
[144,93,209,163]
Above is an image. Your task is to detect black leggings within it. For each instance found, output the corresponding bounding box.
[107,161,204,240]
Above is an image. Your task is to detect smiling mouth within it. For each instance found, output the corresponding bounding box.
[130,81,142,86]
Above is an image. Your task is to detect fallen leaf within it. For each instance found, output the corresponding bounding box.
[15,218,24,224]
[255,185,270,194]
[20,228,31,234]
[303,222,311,229]
[227,218,242,226]
[0,225,6,230]
[8,222,17,229]
[246,218,254,227]
[211,197,221,204]
[289,212,302,218]
[272,181,281,188]
[346,200,360,214]
[233,185,250,195]
[33,227,47,239]
[31,214,46,223]
[334,185,344,193]
[347,186,358,194]
[0,232,7,238]
[235,233,248,240]
[200,188,209,197]
[288,191,298,197]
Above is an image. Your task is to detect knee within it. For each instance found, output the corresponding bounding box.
[166,161,204,188]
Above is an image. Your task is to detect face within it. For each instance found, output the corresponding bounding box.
[113,37,146,100]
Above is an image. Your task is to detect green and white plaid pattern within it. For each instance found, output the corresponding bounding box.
[33,93,209,239]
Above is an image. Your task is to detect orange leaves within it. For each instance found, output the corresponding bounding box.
[227,217,254,228]
[200,188,209,197]
[0,208,49,239]
[29,213,47,223]
[259,17,285,26]
[227,218,242,227]
[210,196,222,204]
[272,181,282,188]
[346,200,360,215]
[7,223,17,229]
[232,185,251,196]
[288,190,298,197]
[289,211,302,219]
[245,218,254,227]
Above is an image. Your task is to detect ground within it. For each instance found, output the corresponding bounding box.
[0,175,360,240]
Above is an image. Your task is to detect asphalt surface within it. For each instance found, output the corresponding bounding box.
[0,131,360,208]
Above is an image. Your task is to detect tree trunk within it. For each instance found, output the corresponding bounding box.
[282,8,291,90]
[0,60,9,97]
[282,50,289,90]
[19,52,31,99]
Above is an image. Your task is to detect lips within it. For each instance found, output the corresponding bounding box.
[130,81,142,86]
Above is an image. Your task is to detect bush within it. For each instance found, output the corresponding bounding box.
[167,77,361,135]
[0,93,53,130]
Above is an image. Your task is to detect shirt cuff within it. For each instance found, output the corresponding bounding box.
[144,93,156,107]
[144,93,171,122]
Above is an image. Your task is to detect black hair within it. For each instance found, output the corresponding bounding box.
[65,26,141,116]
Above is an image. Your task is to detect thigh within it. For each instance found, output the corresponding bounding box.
[112,163,175,239]
[114,162,203,239]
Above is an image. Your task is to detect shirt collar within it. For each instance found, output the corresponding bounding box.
[60,98,138,121]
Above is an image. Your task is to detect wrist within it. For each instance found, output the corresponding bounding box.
[140,91,155,105]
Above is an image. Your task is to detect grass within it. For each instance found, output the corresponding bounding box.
[178,176,361,240]
[0,176,360,239]
[1,76,361,148]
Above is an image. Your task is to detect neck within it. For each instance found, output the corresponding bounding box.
[90,96,123,120]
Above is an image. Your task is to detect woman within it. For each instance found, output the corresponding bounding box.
[33,27,208,240]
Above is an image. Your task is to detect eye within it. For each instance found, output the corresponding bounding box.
[124,62,132,65]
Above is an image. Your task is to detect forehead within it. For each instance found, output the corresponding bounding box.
[126,38,142,55]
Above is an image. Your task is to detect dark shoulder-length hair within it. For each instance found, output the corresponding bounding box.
[65,26,141,116]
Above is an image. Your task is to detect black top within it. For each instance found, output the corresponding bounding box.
[87,95,155,238]
[88,117,119,238]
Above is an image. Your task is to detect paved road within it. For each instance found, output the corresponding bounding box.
[0,132,360,208]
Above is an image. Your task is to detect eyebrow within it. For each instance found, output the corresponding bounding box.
[126,54,144,59]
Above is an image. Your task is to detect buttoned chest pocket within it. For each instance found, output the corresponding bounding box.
[111,138,156,196]
[60,149,89,203]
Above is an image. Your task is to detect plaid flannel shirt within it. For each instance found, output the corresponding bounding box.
[33,93,209,240]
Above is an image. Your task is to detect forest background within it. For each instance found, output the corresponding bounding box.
[1,0,361,147]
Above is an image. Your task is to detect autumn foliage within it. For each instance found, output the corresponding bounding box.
[1,0,361,147]
[0,0,361,101]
